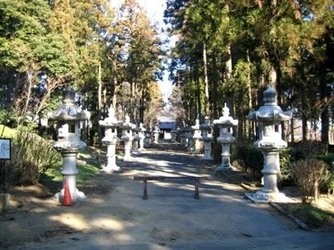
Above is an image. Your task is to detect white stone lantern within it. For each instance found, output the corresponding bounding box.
[185,126,194,151]
[138,123,146,151]
[170,127,178,142]
[179,127,187,146]
[248,85,292,202]
[132,126,140,155]
[152,125,160,144]
[200,116,213,160]
[48,89,91,203]
[99,106,122,173]
[192,118,201,154]
[121,114,136,161]
[213,103,238,172]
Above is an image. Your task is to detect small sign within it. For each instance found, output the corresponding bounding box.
[0,138,11,160]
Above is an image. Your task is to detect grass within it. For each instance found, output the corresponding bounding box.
[0,124,16,138]
[284,203,334,228]
[43,162,100,183]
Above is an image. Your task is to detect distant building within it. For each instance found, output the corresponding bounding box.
[158,121,176,139]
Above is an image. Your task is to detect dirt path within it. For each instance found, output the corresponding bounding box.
[1,142,333,250]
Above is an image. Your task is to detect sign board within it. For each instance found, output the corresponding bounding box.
[0,138,11,160]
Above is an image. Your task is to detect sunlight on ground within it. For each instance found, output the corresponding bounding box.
[50,213,126,232]
[90,217,124,231]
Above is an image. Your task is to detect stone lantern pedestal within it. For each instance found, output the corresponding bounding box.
[48,89,90,203]
[213,104,238,172]
[192,118,201,154]
[99,106,122,173]
[121,115,135,161]
[200,116,213,160]
[247,86,292,202]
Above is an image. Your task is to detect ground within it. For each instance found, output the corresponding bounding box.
[1,145,334,249]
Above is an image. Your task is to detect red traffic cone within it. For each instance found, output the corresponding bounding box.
[63,179,72,206]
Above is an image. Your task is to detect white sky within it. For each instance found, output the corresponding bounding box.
[111,0,173,102]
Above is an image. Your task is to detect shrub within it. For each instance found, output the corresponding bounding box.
[9,128,61,185]
[279,147,305,186]
[291,159,328,202]
[311,154,334,193]
[234,143,263,179]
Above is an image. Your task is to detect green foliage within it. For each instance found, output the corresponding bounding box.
[0,124,16,138]
[76,163,100,183]
[285,203,334,228]
[234,143,263,179]
[279,147,305,185]
[9,128,61,185]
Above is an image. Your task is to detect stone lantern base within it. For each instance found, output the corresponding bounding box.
[245,191,294,203]
[54,150,86,203]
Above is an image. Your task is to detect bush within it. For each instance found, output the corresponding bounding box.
[234,143,263,179]
[9,128,61,185]
[279,147,305,186]
[311,154,334,193]
[291,159,328,202]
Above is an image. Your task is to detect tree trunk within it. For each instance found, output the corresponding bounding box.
[203,42,209,116]
[97,62,103,147]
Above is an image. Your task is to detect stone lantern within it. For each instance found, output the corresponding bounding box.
[192,118,201,154]
[248,85,292,202]
[152,125,160,144]
[179,127,187,147]
[48,89,91,202]
[99,106,122,173]
[185,126,194,151]
[170,127,178,142]
[213,103,238,172]
[121,114,136,161]
[200,116,213,160]
[138,123,146,151]
[132,126,140,155]
[144,127,151,147]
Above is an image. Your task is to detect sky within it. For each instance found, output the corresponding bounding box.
[111,0,173,102]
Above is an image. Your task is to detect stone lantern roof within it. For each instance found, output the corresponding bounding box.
[213,103,238,127]
[48,89,91,122]
[248,86,292,123]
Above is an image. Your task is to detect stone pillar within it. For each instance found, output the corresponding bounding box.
[247,86,292,202]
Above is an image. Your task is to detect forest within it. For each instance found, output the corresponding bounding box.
[0,0,334,191]
[165,0,334,148]
[0,0,333,146]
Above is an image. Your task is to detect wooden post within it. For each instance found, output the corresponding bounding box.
[143,180,148,200]
[194,178,200,199]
